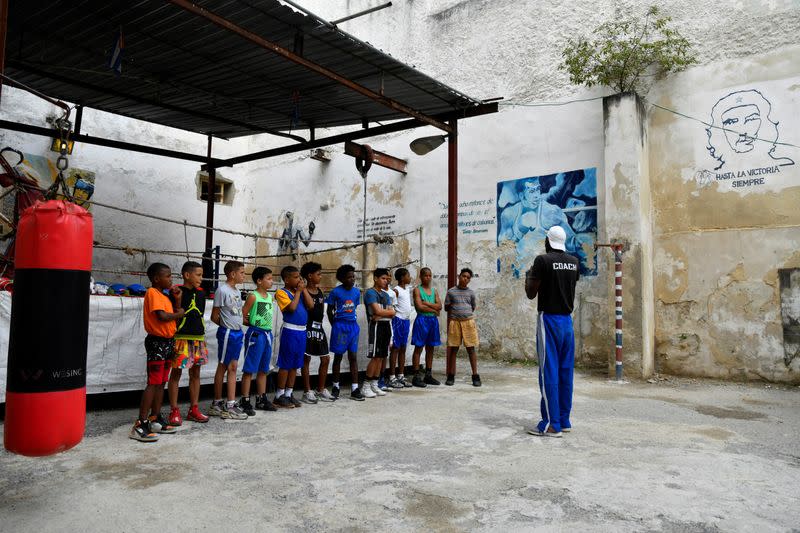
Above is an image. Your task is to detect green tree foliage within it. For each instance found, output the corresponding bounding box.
[560,6,697,94]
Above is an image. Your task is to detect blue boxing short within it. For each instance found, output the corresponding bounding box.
[242,326,273,374]
[330,320,360,355]
[411,315,441,347]
[277,325,306,370]
[216,326,244,366]
[391,317,411,349]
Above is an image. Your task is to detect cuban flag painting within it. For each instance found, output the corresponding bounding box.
[108,27,124,75]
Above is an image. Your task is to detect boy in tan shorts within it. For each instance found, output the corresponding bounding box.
[444,268,481,387]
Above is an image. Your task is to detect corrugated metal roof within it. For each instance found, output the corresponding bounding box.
[5,0,484,139]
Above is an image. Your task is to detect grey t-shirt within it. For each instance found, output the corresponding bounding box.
[213,283,243,330]
[445,286,476,319]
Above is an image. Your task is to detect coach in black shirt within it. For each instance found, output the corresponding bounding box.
[524,226,579,437]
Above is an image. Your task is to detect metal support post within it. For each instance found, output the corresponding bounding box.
[447,120,458,288]
[418,226,426,268]
[596,242,625,382]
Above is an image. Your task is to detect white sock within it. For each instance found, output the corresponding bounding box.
[286,388,293,397]
[351,383,359,391]
[390,374,396,380]
[333,382,340,388]
[398,374,405,380]
[276,388,285,398]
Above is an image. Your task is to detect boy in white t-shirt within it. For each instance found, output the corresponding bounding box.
[387,268,413,388]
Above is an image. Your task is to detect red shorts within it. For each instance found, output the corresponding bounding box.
[147,360,171,386]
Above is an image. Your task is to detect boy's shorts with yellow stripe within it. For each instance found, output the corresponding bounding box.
[447,318,479,348]
[172,339,209,369]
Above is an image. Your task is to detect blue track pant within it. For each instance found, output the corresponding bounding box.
[536,312,575,433]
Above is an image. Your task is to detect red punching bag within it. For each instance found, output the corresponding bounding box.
[4,200,93,456]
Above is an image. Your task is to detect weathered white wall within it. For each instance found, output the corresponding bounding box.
[2,0,799,380]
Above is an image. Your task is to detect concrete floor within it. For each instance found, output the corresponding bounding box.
[1,360,799,532]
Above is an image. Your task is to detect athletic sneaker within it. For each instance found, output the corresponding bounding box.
[222,403,248,420]
[445,374,455,386]
[362,384,377,398]
[149,414,178,434]
[527,427,562,438]
[129,419,158,442]
[186,405,209,423]
[238,397,256,417]
[317,389,335,402]
[350,387,366,401]
[256,394,277,411]
[273,396,294,409]
[377,377,388,391]
[331,385,340,400]
[169,407,183,426]
[472,374,482,387]
[289,395,302,408]
[302,391,319,404]
[208,400,224,417]
[370,381,386,396]
[389,377,404,389]
[412,373,427,388]
[561,426,572,433]
[424,372,441,386]
[399,376,413,388]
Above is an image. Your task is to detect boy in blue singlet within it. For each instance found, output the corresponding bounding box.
[326,264,365,401]
[410,267,443,388]
[239,266,276,416]
[273,265,307,409]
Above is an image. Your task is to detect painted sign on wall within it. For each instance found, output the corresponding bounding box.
[693,78,798,192]
[497,168,598,277]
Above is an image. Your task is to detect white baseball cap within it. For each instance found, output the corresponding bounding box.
[546,226,567,251]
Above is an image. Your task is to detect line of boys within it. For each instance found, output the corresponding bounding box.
[130,259,481,442]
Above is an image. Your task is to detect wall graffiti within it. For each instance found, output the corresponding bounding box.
[278,211,315,253]
[695,83,797,191]
[496,168,598,277]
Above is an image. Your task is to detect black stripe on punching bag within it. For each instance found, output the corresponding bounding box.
[7,269,90,393]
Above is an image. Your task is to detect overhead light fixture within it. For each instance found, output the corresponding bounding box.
[409,134,447,156]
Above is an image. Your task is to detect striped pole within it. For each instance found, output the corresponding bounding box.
[612,244,624,381]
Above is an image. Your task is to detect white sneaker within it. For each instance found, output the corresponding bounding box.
[302,390,318,404]
[317,389,335,402]
[362,383,377,398]
[371,380,386,396]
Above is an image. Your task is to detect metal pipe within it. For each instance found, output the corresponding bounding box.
[213,102,497,168]
[166,0,452,134]
[447,119,458,288]
[279,0,335,28]
[204,135,215,253]
[0,119,223,165]
[419,226,426,268]
[596,243,625,381]
[331,2,393,25]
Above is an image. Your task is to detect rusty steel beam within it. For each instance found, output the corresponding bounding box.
[344,140,407,174]
[0,0,7,106]
[447,119,458,288]
[166,0,453,134]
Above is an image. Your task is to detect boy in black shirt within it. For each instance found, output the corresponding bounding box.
[524,226,579,437]
[167,261,210,425]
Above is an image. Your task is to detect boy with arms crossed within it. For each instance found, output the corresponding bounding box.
[410,267,442,388]
[239,267,276,416]
[445,268,481,387]
[388,268,413,388]
[208,261,248,420]
[300,262,333,403]
[273,265,307,409]
[363,268,396,397]
[327,264,365,401]
[130,263,184,442]
[167,261,209,426]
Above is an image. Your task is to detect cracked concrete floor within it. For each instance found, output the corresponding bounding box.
[1,360,799,532]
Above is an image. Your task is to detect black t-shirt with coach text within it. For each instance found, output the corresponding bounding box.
[527,251,580,314]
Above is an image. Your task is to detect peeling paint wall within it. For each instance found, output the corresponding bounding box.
[648,43,800,383]
[2,1,799,380]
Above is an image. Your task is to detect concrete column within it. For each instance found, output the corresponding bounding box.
[602,93,655,379]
